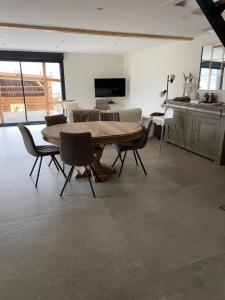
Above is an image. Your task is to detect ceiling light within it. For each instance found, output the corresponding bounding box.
[96,7,103,11]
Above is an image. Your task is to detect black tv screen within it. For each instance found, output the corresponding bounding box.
[95,78,126,97]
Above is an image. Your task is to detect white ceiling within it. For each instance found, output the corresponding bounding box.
[0,0,210,54]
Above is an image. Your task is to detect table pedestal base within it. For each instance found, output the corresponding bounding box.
[74,145,117,182]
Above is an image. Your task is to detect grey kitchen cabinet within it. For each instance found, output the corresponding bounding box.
[166,102,225,165]
[192,113,221,160]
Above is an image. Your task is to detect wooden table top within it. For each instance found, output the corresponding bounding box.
[41,121,143,145]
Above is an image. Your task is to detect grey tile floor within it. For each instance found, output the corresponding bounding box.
[0,125,225,300]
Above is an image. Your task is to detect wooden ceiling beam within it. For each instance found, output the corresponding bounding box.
[0,22,193,41]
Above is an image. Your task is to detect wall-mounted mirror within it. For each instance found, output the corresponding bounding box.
[199,43,225,90]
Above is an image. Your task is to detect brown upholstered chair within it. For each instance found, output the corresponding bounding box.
[59,132,100,197]
[73,110,100,122]
[18,124,66,187]
[44,114,67,168]
[99,112,120,121]
[95,99,110,110]
[112,117,152,177]
[44,114,67,126]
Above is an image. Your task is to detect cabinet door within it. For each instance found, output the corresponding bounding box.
[182,112,195,150]
[166,114,182,146]
[193,114,221,160]
[166,110,194,149]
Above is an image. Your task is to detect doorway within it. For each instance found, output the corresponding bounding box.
[0,52,65,125]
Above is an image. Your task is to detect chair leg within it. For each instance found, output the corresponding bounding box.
[135,150,147,175]
[60,166,74,197]
[159,125,165,152]
[112,153,120,167]
[133,150,139,166]
[118,151,127,177]
[51,157,59,171]
[52,156,67,179]
[89,165,101,182]
[30,156,39,176]
[68,166,74,181]
[35,156,43,187]
[85,166,96,198]
[48,158,53,167]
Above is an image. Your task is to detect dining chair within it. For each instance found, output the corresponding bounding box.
[112,117,152,177]
[99,112,120,121]
[59,132,100,197]
[73,110,100,122]
[44,114,67,168]
[95,99,110,110]
[99,112,120,151]
[18,124,66,187]
[44,114,67,126]
[152,108,179,151]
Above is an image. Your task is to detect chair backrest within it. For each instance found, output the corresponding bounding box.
[60,132,94,166]
[165,108,174,119]
[73,110,100,122]
[62,100,79,122]
[100,112,120,121]
[18,124,38,157]
[136,117,153,149]
[95,99,110,110]
[44,114,67,126]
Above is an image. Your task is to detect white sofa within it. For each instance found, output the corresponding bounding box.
[101,108,142,122]
[64,101,142,123]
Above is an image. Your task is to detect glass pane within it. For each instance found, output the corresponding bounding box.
[212,45,224,62]
[45,63,61,79]
[45,63,63,115]
[21,62,63,122]
[0,61,26,124]
[199,67,210,90]
[21,62,46,122]
[202,45,212,61]
[209,68,222,90]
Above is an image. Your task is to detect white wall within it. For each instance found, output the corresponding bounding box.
[124,32,221,116]
[64,53,126,109]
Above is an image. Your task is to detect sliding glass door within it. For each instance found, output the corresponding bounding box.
[0,55,64,125]
[0,61,26,124]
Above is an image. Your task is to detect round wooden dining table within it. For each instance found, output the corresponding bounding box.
[41,121,143,180]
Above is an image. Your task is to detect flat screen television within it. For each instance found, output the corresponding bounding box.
[94,78,126,97]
